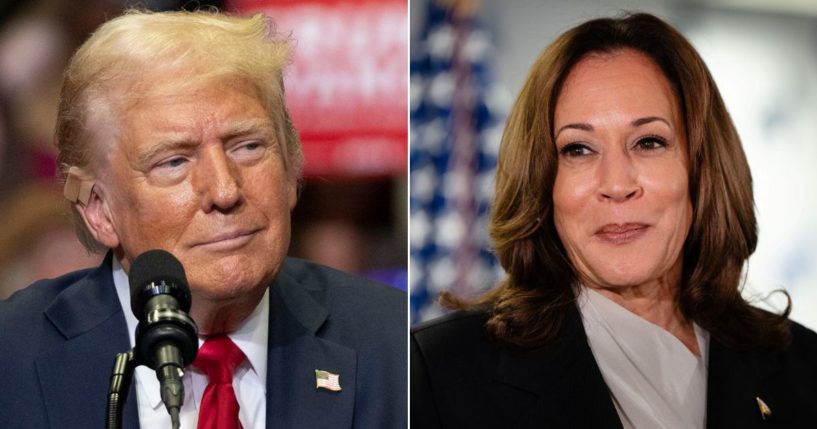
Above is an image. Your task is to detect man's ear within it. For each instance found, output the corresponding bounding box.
[287,174,299,211]
[75,184,121,249]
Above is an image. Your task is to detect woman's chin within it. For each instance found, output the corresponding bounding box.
[583,266,662,291]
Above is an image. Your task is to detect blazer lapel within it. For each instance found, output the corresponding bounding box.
[266,267,356,429]
[35,254,139,429]
[493,306,623,429]
[706,338,781,428]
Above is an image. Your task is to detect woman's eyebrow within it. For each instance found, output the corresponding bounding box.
[555,116,673,139]
[631,116,672,129]
[555,122,593,139]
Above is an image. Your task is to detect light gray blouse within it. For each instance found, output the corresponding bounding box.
[578,287,709,429]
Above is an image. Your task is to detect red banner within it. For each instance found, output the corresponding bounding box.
[228,0,408,178]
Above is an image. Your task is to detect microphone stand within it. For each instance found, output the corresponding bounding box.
[105,349,185,429]
[106,350,136,429]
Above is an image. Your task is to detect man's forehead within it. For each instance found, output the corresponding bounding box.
[79,62,290,165]
[134,117,277,144]
[116,74,269,123]
[129,72,262,105]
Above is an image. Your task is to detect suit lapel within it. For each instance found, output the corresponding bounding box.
[493,306,623,429]
[35,254,139,429]
[266,266,356,429]
[706,338,781,428]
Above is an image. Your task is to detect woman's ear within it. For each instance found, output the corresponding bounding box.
[75,183,121,249]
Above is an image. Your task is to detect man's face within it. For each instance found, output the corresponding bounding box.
[92,77,296,308]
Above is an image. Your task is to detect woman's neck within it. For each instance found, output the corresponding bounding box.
[586,266,701,356]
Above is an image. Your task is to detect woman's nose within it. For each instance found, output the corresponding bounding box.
[597,150,642,202]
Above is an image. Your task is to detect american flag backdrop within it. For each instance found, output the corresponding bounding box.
[409,0,508,323]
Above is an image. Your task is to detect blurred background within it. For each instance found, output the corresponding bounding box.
[410,0,817,331]
[0,0,407,298]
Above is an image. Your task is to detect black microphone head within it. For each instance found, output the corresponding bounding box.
[129,249,191,319]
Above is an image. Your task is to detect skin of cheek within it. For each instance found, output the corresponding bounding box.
[110,163,191,271]
[553,170,601,284]
[191,160,291,298]
[639,160,692,281]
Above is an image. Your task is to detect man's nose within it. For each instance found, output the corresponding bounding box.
[597,149,642,202]
[195,146,241,212]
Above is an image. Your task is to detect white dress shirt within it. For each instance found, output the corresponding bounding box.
[113,258,269,429]
[578,287,709,429]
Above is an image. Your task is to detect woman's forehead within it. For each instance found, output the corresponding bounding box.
[554,49,681,129]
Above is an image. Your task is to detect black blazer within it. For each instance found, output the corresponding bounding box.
[411,306,817,428]
[0,254,407,428]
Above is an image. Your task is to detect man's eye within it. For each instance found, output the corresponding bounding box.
[231,141,267,161]
[560,143,592,158]
[634,136,667,151]
[240,142,263,152]
[157,157,188,169]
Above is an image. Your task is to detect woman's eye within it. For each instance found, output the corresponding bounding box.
[560,143,593,158]
[634,136,667,151]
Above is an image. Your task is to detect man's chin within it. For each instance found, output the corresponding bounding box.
[187,281,267,332]
[189,280,261,302]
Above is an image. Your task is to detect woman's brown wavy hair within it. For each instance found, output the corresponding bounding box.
[444,12,791,351]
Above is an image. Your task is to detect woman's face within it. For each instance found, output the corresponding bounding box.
[552,49,692,292]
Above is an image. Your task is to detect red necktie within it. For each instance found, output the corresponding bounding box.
[194,336,246,429]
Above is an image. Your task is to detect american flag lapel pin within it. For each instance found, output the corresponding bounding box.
[756,397,772,420]
[315,369,342,392]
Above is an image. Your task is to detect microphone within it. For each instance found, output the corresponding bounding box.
[129,249,198,427]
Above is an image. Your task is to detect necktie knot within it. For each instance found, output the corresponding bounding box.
[193,336,246,384]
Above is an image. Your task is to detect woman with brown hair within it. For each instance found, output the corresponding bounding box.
[411,12,817,428]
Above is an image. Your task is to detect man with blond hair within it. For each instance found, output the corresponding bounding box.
[0,10,406,429]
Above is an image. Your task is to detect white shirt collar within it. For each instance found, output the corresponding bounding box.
[112,257,270,410]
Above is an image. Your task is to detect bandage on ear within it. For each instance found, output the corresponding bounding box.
[63,167,94,205]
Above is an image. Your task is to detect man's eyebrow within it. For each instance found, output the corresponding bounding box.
[136,119,278,165]
[136,139,199,166]
[222,119,276,140]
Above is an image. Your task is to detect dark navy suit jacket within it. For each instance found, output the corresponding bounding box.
[0,254,407,428]
[411,307,817,428]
